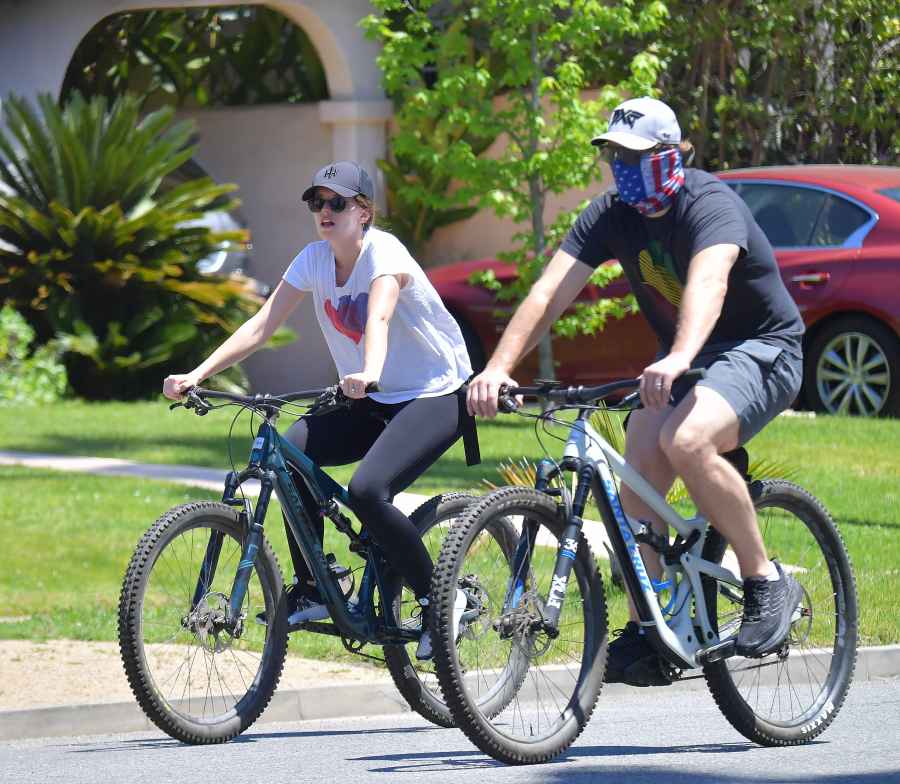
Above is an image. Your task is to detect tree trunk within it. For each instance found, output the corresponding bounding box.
[529,24,555,387]
[812,0,836,162]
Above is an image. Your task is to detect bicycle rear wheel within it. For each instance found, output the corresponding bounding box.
[702,479,858,745]
[432,487,607,765]
[118,501,288,743]
[382,492,478,728]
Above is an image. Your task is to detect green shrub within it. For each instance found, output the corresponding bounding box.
[0,304,68,404]
[0,91,278,400]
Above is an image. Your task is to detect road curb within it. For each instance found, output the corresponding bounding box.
[3,645,898,742]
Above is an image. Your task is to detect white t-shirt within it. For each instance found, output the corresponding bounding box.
[282,228,472,404]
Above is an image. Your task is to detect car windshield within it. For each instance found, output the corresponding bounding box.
[877,186,900,204]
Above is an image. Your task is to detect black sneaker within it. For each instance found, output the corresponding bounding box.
[735,561,803,658]
[255,582,325,627]
[605,621,670,687]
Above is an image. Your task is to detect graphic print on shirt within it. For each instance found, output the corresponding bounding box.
[324,293,369,344]
[638,239,683,325]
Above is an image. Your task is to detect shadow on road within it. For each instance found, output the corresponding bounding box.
[65,724,442,754]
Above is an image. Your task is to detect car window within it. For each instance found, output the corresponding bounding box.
[877,186,900,204]
[808,195,869,246]
[734,184,827,247]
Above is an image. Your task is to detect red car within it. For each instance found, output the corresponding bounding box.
[427,165,900,417]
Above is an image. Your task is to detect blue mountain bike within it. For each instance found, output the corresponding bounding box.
[117,385,502,743]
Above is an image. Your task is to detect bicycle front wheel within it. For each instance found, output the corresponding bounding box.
[118,501,288,743]
[431,487,607,765]
[702,479,858,745]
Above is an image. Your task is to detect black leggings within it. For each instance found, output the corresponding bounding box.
[282,390,467,599]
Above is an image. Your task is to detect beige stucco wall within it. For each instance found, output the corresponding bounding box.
[0,0,390,391]
[176,104,338,390]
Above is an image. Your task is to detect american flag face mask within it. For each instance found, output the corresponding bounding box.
[610,147,685,215]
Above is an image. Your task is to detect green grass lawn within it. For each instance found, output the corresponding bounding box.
[1,400,898,658]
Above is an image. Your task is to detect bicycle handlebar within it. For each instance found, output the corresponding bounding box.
[169,382,379,416]
[498,368,707,411]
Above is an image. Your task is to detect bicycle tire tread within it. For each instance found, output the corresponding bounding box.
[703,479,858,746]
[432,486,607,765]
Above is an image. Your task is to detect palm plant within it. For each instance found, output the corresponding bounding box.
[0,91,277,399]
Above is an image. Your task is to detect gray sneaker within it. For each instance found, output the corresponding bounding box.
[735,561,803,657]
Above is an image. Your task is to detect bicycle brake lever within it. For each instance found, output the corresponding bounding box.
[497,384,521,414]
[185,389,212,416]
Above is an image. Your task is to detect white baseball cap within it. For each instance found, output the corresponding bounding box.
[591,97,682,150]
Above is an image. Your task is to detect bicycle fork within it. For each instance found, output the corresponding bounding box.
[505,458,595,636]
[188,469,271,630]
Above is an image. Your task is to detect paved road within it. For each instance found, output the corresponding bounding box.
[3,679,898,784]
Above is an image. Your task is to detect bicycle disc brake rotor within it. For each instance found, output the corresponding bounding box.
[458,575,492,641]
[788,583,814,646]
[183,592,240,653]
[493,590,553,659]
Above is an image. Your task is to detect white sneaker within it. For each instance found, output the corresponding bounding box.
[287,595,329,625]
[415,597,433,660]
[451,588,468,644]
[414,589,468,661]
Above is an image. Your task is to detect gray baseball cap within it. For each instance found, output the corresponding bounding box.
[591,97,682,150]
[302,161,375,201]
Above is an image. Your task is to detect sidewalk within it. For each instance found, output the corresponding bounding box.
[3,646,898,742]
[0,449,616,556]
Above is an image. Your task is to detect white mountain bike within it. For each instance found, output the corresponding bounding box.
[429,373,858,765]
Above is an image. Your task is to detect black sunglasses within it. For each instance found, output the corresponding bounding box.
[605,145,664,166]
[307,194,349,213]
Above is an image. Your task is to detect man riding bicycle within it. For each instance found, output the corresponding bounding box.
[467,97,806,686]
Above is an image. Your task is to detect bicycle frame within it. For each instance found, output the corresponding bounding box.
[509,408,742,670]
[202,410,417,647]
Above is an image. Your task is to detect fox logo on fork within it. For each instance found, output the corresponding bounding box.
[547,574,569,609]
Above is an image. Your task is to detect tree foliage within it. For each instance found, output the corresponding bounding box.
[659,1,899,168]
[0,92,280,400]
[63,6,328,108]
[364,0,667,378]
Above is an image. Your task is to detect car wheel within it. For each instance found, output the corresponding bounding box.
[804,316,899,417]
[453,313,486,373]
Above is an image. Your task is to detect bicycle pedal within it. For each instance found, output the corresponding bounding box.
[695,638,736,665]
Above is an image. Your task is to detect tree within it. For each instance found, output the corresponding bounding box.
[658,0,899,168]
[365,0,667,380]
[0,92,287,399]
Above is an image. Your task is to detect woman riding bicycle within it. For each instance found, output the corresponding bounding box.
[163,160,474,659]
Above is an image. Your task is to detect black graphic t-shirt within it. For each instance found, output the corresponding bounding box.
[561,169,804,353]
